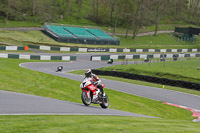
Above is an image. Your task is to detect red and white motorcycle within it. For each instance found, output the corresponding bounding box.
[80,78,109,108]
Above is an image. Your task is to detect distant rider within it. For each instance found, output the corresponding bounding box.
[85,69,105,97]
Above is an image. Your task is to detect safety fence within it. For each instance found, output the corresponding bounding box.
[0,53,76,61]
[92,70,200,91]
[28,44,200,53]
[91,53,200,61]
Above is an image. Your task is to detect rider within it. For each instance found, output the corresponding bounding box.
[85,69,105,97]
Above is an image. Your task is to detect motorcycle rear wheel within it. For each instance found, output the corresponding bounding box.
[81,91,91,106]
[100,95,109,108]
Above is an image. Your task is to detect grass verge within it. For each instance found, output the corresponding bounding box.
[0,115,200,133]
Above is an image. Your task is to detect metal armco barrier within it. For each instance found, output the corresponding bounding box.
[92,70,200,91]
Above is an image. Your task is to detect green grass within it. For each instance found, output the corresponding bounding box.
[0,58,200,132]
[0,115,200,133]
[0,58,195,120]
[0,50,36,53]
[118,34,200,49]
[69,70,200,96]
[0,20,41,28]
[98,58,200,83]
[0,30,200,49]
[138,23,200,34]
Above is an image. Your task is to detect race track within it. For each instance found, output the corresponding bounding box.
[1,53,200,117]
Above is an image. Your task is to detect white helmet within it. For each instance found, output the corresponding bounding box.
[85,69,92,77]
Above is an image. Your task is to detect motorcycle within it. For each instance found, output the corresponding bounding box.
[80,77,109,108]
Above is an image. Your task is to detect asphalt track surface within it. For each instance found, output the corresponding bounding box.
[1,53,200,117]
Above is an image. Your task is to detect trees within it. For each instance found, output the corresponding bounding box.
[188,0,200,24]
[0,0,199,35]
[152,0,168,36]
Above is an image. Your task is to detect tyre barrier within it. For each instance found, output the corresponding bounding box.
[0,53,76,61]
[92,70,200,91]
[28,45,200,53]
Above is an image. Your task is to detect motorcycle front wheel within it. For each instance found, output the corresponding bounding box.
[100,95,109,109]
[81,91,91,106]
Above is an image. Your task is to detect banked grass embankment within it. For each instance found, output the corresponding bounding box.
[0,30,200,49]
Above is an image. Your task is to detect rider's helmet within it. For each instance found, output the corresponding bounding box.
[85,69,92,77]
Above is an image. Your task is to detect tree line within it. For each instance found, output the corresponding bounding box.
[0,0,199,39]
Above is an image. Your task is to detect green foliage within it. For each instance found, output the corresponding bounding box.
[0,0,199,29]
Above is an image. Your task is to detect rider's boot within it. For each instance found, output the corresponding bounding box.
[102,91,106,97]
[92,94,98,103]
[98,85,105,97]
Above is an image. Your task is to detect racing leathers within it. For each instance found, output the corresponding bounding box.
[86,73,105,97]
